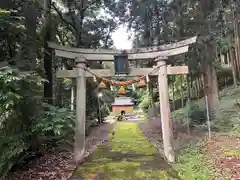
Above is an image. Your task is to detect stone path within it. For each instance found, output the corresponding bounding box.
[72,116,181,180]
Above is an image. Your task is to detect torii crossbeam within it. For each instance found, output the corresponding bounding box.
[48,36,197,163]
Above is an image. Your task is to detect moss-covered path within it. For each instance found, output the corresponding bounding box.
[73,122,181,180]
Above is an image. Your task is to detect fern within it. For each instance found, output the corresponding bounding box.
[0,66,75,178]
[0,134,29,178]
[0,67,42,177]
[34,103,75,140]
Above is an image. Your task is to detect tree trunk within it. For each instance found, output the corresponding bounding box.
[172,83,175,111]
[180,76,184,108]
[234,46,240,80]
[235,19,240,75]
[229,47,238,87]
[220,54,225,66]
[186,74,191,135]
[195,79,199,99]
[193,80,197,98]
[44,0,53,104]
[233,17,240,79]
[20,1,37,70]
[226,53,230,67]
[197,76,202,99]
[75,0,85,47]
[71,85,75,111]
[202,63,220,120]
[150,80,156,116]
[20,0,38,151]
[200,75,204,97]
[190,73,193,99]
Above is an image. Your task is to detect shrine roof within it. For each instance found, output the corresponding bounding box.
[112,97,134,106]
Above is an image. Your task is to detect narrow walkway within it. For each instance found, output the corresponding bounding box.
[73,119,181,180]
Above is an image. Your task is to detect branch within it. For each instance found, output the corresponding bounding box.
[51,2,78,35]
[66,36,75,46]
[103,20,116,47]
[56,30,65,46]
[81,0,99,12]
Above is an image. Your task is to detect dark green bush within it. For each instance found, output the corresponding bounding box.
[188,103,206,126]
[34,103,75,145]
[0,67,74,178]
[139,93,151,111]
[0,67,41,178]
[217,68,233,89]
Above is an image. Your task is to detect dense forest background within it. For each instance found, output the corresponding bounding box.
[1,0,240,178]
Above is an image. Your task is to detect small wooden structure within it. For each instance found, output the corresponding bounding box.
[48,36,197,163]
[112,97,134,115]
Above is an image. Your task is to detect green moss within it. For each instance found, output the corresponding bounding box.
[224,150,240,157]
[133,156,154,161]
[73,122,180,179]
[110,123,156,155]
[0,9,10,15]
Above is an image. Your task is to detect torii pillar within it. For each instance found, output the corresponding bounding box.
[156,57,174,162]
[74,56,86,163]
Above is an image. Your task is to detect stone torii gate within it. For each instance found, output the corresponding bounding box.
[48,36,197,163]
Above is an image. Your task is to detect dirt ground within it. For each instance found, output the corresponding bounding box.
[6,122,115,180]
[140,117,240,180]
[206,135,240,180]
[139,117,204,152]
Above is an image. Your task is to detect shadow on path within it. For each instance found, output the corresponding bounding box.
[72,122,181,180]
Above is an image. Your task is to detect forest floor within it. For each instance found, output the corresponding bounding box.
[142,118,240,179]
[206,135,240,179]
[142,86,240,179]
[6,118,116,180]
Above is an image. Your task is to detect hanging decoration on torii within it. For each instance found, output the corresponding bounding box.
[84,61,162,87]
[98,79,107,89]
[138,78,146,88]
[118,86,126,95]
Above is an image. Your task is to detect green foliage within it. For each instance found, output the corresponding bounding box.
[139,92,151,111]
[0,134,28,178]
[0,7,25,61]
[224,150,240,157]
[53,0,118,48]
[0,67,75,177]
[0,67,42,178]
[174,143,214,179]
[172,101,206,127]
[0,9,9,14]
[188,103,206,126]
[217,68,234,88]
[100,103,111,118]
[34,103,74,141]
[0,66,43,130]
[212,88,240,133]
[173,85,240,135]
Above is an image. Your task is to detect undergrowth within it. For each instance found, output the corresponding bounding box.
[174,142,214,180]
[172,86,240,179]
[172,86,240,134]
[0,67,75,178]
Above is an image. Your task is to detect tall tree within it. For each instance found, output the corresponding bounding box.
[44,0,53,104]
